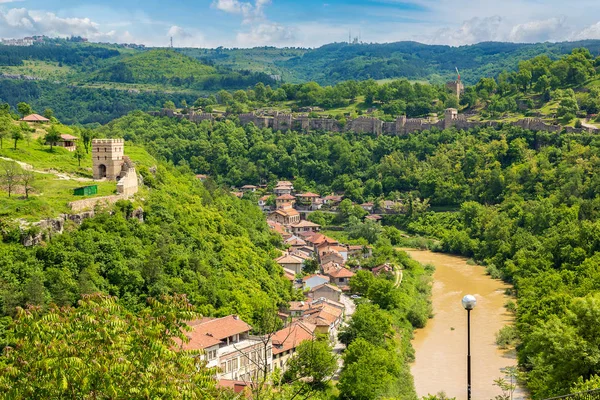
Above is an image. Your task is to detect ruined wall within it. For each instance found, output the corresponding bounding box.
[69,194,129,212]
[154,108,596,137]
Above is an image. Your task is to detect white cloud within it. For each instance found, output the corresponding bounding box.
[509,17,567,43]
[571,21,600,41]
[426,16,506,46]
[167,25,206,47]
[0,7,122,41]
[211,0,268,23]
[236,22,295,46]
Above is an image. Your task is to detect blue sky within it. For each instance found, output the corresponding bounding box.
[1,0,600,48]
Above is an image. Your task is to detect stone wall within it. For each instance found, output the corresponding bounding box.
[117,156,138,197]
[155,108,598,137]
[69,194,129,212]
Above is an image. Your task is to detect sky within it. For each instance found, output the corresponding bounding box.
[0,0,600,48]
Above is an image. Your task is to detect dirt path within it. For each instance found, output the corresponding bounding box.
[0,156,93,182]
[394,266,403,288]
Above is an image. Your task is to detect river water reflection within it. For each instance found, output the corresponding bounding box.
[403,249,525,400]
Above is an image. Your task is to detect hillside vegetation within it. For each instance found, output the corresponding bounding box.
[88,49,217,85]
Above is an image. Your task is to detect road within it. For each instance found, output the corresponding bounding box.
[332,293,357,379]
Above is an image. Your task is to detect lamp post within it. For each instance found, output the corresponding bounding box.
[462,294,477,400]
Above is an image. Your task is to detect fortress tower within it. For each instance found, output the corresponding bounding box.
[444,108,458,130]
[92,139,125,180]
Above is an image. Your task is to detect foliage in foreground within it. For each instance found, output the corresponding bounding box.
[0,293,219,399]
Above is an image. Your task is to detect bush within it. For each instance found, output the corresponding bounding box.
[495,325,518,349]
[486,264,502,279]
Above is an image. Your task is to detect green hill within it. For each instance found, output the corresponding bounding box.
[189,40,600,85]
[89,49,217,85]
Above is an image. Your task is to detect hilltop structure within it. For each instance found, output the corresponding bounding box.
[153,107,596,136]
[92,138,138,196]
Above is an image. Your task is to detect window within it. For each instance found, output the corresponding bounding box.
[221,362,227,373]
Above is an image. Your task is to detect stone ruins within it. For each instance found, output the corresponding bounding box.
[152,108,597,136]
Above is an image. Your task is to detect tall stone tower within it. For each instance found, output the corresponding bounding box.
[92,139,124,180]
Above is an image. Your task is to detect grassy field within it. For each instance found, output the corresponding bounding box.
[0,132,155,221]
[0,60,73,80]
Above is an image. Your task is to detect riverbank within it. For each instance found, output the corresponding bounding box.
[403,249,525,400]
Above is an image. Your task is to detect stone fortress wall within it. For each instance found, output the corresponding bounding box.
[151,108,597,136]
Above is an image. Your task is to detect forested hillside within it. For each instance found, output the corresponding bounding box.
[187,40,600,85]
[0,148,291,323]
[100,110,600,397]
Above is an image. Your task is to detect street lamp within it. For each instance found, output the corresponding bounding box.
[462,294,477,400]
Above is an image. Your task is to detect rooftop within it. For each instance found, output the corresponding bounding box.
[178,315,252,350]
[20,113,49,122]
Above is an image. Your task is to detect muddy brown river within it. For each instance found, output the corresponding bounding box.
[403,249,525,400]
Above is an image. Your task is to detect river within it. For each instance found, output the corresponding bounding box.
[404,249,525,400]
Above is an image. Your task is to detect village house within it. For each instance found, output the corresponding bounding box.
[241,185,258,193]
[258,195,271,211]
[290,220,321,236]
[282,268,296,282]
[275,194,296,208]
[284,236,307,249]
[323,195,344,208]
[360,202,374,213]
[319,250,345,266]
[196,174,209,182]
[327,267,354,289]
[303,274,330,291]
[267,220,292,240]
[365,214,383,223]
[347,245,373,259]
[301,301,344,341]
[308,283,342,302]
[273,181,294,196]
[372,264,394,277]
[295,192,322,210]
[47,134,79,152]
[275,253,304,275]
[271,322,315,372]
[176,315,273,382]
[267,203,300,226]
[232,191,244,199]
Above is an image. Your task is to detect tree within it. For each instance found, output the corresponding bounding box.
[349,270,375,295]
[0,161,21,198]
[21,170,35,199]
[0,115,12,149]
[44,126,60,151]
[0,294,219,399]
[338,338,400,400]
[11,126,23,150]
[367,278,400,310]
[338,303,393,347]
[16,102,32,117]
[283,339,337,391]
[74,143,86,166]
[81,128,95,153]
[19,122,32,146]
[43,108,54,120]
[163,100,176,110]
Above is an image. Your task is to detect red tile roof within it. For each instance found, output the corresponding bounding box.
[328,268,355,279]
[272,322,314,355]
[296,192,320,198]
[20,113,49,122]
[178,316,252,350]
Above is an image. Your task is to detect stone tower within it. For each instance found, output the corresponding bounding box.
[92,139,124,180]
[444,108,458,130]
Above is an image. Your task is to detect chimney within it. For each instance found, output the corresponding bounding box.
[233,315,239,320]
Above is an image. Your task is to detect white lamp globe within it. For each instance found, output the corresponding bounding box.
[462,294,477,310]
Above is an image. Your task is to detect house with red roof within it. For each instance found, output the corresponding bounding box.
[290,220,321,236]
[176,315,273,382]
[271,321,315,372]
